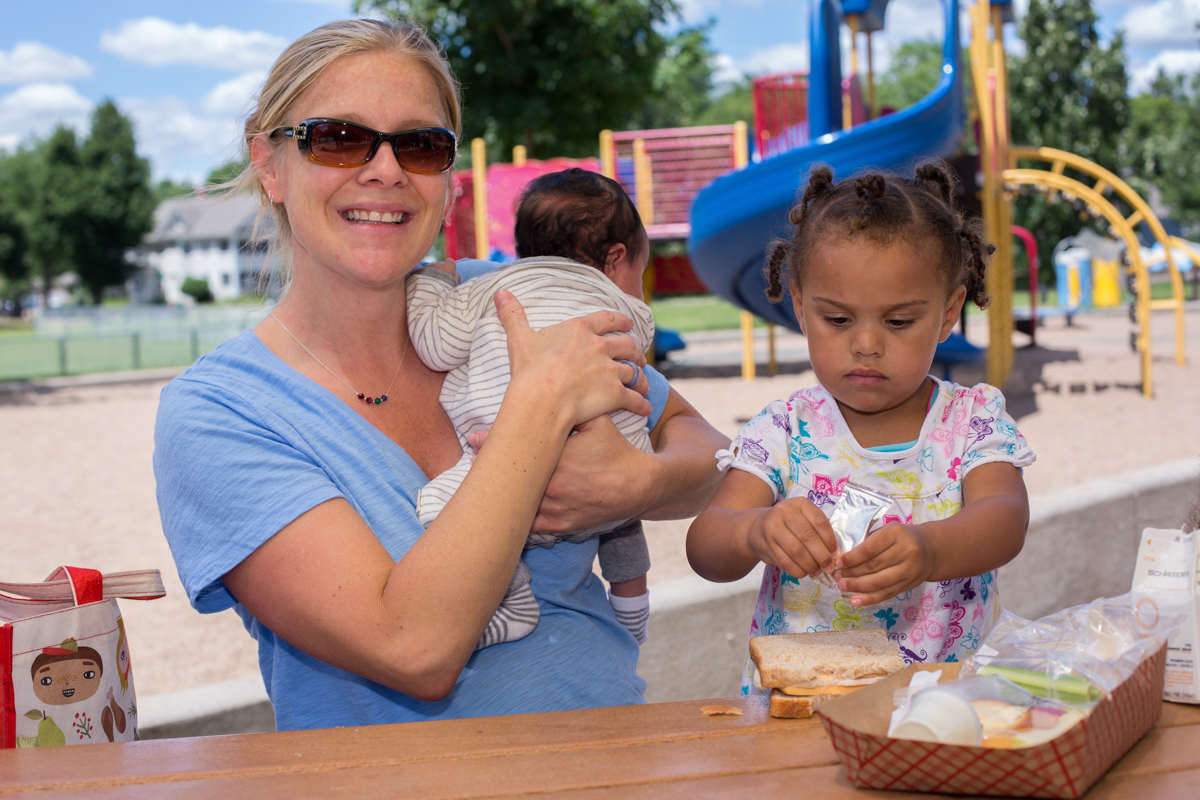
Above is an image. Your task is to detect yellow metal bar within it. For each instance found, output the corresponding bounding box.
[741,311,756,380]
[1003,167,1155,396]
[512,145,526,167]
[632,138,654,225]
[1093,179,1108,196]
[767,323,778,374]
[599,130,615,180]
[1125,209,1144,228]
[1051,160,1065,175]
[471,138,488,260]
[733,121,749,168]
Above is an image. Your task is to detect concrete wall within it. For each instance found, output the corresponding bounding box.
[136,457,1198,736]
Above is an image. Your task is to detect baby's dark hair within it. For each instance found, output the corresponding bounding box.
[514,168,645,270]
[765,160,994,308]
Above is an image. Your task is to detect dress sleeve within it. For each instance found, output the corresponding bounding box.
[715,399,792,502]
[958,383,1037,475]
[153,378,344,613]
[405,267,477,371]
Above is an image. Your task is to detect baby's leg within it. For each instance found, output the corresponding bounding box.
[475,560,540,650]
[598,520,651,644]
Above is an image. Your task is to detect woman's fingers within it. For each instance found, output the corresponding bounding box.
[494,289,530,336]
[580,308,638,340]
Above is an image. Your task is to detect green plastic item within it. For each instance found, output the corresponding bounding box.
[976,665,1103,704]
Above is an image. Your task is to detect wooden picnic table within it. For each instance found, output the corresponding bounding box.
[3,696,1199,798]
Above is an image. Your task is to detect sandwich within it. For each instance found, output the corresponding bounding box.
[749,629,906,719]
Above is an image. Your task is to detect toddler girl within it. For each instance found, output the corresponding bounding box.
[407,169,655,650]
[687,162,1035,693]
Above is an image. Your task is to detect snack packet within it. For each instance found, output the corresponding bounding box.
[817,483,896,590]
[1130,527,1199,703]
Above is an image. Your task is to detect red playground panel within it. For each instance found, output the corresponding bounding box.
[443,158,601,260]
[653,253,709,295]
[610,125,740,241]
[752,72,810,160]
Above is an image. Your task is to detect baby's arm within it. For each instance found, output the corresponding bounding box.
[405,263,478,372]
[687,470,839,583]
[834,462,1028,606]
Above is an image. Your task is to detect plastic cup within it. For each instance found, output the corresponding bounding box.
[892,687,983,746]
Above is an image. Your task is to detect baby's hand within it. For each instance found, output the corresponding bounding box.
[835,523,936,606]
[430,257,459,283]
[747,497,838,582]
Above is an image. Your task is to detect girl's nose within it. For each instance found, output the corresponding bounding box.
[851,325,882,357]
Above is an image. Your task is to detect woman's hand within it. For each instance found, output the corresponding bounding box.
[746,497,839,581]
[496,289,651,426]
[834,523,936,607]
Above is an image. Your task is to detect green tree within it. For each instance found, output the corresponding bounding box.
[355,0,679,157]
[0,127,81,305]
[636,22,718,129]
[154,179,194,204]
[1008,0,1128,278]
[207,158,246,187]
[876,39,943,111]
[74,101,156,304]
[1124,70,1200,236]
[0,192,27,285]
[694,79,753,127]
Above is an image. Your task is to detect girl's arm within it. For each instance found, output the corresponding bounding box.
[834,461,1028,606]
[527,387,729,534]
[687,470,839,583]
[222,292,650,701]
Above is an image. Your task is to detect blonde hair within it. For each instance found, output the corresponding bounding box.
[222,18,461,262]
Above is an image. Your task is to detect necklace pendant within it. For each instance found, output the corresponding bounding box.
[357,393,365,400]
[373,397,382,405]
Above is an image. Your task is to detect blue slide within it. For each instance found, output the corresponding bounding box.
[689,0,970,343]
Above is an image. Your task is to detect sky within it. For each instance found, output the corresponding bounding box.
[0,1,1189,183]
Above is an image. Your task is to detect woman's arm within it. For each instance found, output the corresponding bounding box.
[834,461,1029,606]
[527,387,730,534]
[222,292,650,701]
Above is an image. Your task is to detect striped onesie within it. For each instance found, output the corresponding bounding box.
[406,257,656,649]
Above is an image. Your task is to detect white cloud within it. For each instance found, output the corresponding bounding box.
[678,0,770,23]
[0,83,94,151]
[99,17,286,71]
[120,96,243,182]
[737,42,809,76]
[1119,0,1200,49]
[204,71,265,116]
[1130,48,1200,91]
[269,0,353,6]
[0,42,93,85]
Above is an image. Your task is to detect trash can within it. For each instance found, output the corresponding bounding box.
[1054,247,1092,314]
[1091,257,1122,307]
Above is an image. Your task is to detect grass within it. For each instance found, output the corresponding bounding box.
[650,294,766,333]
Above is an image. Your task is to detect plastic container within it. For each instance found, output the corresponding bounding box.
[892,686,982,746]
[1054,247,1093,314]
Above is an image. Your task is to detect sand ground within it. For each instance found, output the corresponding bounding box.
[2,308,1198,695]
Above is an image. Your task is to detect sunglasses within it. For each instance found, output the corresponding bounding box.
[271,118,457,173]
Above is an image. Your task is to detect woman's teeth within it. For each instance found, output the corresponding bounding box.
[343,210,409,224]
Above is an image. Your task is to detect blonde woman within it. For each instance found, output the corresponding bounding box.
[153,19,725,730]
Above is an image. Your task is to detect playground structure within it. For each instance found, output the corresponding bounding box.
[689,0,1187,396]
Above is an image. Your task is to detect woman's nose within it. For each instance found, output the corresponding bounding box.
[359,143,411,187]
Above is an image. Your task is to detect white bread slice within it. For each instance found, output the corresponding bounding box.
[769,689,847,719]
[749,629,905,689]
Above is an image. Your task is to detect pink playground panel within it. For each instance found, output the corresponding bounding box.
[443,157,601,260]
[752,72,811,160]
[609,125,740,241]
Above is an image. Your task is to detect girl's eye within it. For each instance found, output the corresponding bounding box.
[823,316,851,326]
[887,319,916,329]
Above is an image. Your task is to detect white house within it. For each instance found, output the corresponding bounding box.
[138,193,279,305]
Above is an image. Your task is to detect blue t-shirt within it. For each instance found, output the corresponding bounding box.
[155,327,669,731]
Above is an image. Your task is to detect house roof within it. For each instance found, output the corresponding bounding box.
[145,192,276,245]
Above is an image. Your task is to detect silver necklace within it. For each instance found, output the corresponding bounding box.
[269,313,408,406]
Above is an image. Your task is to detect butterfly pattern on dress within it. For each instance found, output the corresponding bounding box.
[718,379,1035,695]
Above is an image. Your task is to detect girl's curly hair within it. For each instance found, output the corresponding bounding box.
[765,160,994,309]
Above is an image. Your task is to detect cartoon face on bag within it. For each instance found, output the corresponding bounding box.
[31,645,104,705]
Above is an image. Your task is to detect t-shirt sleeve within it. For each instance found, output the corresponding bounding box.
[644,365,669,431]
[153,378,345,614]
[958,383,1037,475]
[715,399,792,502]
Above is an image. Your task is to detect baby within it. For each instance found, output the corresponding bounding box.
[407,168,655,649]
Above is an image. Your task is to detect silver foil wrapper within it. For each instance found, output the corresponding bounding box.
[829,482,894,555]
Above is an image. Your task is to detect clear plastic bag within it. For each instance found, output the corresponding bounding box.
[960,593,1177,708]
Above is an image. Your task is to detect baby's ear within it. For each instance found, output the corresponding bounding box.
[604,242,628,275]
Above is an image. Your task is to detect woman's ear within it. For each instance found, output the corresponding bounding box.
[939,285,968,343]
[250,135,280,201]
[603,242,629,277]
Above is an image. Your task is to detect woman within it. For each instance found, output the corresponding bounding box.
[154,18,726,730]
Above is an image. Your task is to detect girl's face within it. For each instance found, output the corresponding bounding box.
[792,238,965,415]
[253,51,453,290]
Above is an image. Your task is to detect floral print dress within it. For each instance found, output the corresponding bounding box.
[717,378,1036,695]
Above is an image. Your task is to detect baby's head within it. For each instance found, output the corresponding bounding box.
[515,168,649,299]
[767,161,995,413]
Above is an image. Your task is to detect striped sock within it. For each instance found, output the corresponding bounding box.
[476,578,540,650]
[610,590,650,645]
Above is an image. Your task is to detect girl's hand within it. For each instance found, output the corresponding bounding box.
[747,497,839,581]
[495,289,650,426]
[835,523,937,606]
